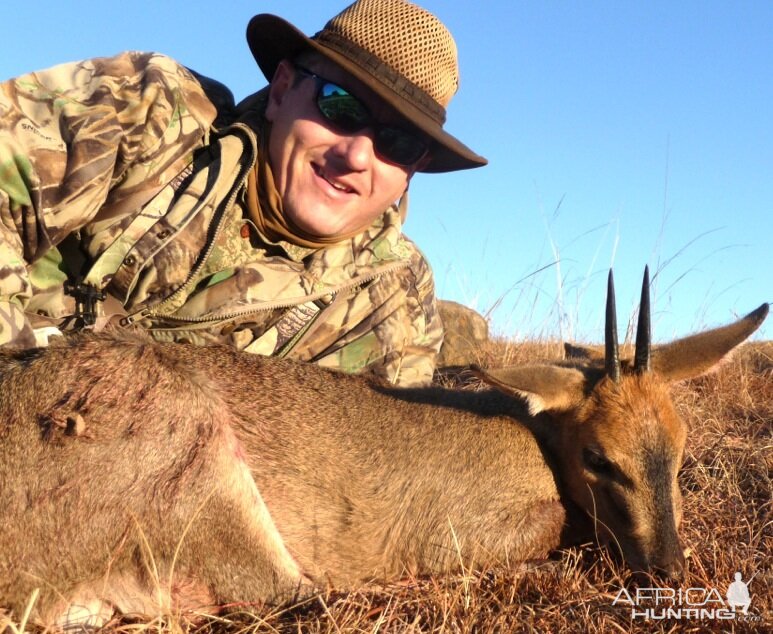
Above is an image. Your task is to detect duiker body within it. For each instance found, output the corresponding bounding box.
[0,271,767,627]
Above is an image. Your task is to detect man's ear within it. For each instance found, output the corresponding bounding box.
[397,189,409,222]
[265,59,295,122]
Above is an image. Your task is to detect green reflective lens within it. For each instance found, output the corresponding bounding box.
[296,65,428,167]
[317,84,370,131]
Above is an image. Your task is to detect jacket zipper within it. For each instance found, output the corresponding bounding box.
[120,124,257,327]
[143,259,410,330]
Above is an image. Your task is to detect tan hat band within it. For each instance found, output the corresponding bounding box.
[313,29,446,125]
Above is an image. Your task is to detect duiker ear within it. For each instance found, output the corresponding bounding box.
[472,365,587,415]
[652,303,769,382]
[564,342,603,361]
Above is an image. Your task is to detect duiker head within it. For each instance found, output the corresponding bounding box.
[477,267,768,579]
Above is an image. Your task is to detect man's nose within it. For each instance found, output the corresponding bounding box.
[337,131,375,170]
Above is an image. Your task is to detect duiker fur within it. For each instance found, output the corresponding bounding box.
[0,269,767,627]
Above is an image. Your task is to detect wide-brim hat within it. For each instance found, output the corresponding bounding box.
[246,0,487,173]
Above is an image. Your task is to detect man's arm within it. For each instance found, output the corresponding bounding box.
[0,51,216,346]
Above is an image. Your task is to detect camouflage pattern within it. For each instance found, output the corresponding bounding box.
[0,52,442,385]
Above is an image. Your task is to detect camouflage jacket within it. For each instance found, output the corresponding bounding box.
[0,51,442,385]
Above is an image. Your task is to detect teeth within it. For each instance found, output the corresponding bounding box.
[326,175,349,192]
[315,165,352,193]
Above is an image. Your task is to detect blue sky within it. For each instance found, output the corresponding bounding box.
[2,1,770,342]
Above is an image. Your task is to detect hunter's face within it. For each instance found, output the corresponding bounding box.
[265,58,417,239]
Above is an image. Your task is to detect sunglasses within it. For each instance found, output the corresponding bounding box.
[294,65,429,167]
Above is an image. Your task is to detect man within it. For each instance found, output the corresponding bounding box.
[0,0,486,386]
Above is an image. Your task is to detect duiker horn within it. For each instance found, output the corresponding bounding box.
[634,266,652,373]
[605,269,621,383]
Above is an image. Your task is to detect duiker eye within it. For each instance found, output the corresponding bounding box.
[583,448,613,476]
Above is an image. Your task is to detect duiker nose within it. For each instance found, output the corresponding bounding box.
[654,549,686,580]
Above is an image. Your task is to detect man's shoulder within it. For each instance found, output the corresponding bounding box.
[82,51,224,107]
[27,51,218,121]
[65,51,191,80]
[396,233,434,284]
[185,68,237,128]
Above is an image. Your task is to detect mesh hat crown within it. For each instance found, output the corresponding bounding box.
[247,0,487,172]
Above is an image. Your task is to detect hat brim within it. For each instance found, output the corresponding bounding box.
[247,14,487,173]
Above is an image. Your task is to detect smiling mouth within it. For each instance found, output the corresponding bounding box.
[312,164,356,194]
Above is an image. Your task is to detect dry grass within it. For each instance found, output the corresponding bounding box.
[2,342,770,633]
